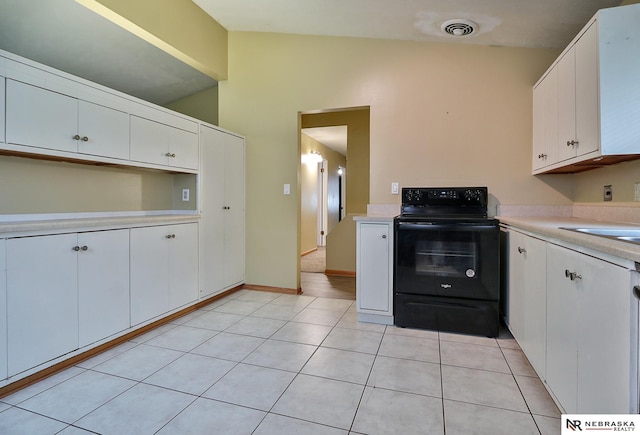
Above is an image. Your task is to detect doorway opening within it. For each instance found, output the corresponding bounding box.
[298,106,370,298]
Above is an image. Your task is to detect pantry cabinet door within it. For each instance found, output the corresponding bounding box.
[78,230,130,347]
[223,134,246,288]
[6,234,79,377]
[5,79,78,153]
[77,100,129,160]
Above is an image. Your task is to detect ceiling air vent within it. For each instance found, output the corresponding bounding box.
[441,19,478,37]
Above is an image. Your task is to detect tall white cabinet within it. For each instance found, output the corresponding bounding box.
[0,239,7,380]
[199,125,245,297]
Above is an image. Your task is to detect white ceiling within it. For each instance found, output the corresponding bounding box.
[192,0,623,49]
[302,126,348,156]
[0,0,625,109]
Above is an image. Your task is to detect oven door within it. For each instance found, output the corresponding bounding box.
[394,220,500,300]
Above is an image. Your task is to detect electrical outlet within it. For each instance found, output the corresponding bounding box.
[635,183,640,202]
[603,185,612,202]
[181,188,190,202]
[391,182,399,195]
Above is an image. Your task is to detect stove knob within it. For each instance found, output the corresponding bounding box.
[464,189,483,203]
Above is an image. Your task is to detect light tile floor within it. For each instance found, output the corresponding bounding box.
[0,290,561,434]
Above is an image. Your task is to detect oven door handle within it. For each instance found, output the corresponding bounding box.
[396,222,497,231]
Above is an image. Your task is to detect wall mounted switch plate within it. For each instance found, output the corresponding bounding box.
[391,182,399,195]
[182,189,190,202]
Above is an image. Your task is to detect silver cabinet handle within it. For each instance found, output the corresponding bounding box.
[81,245,88,251]
[565,269,582,281]
[73,134,81,140]
[567,140,578,147]
[166,234,176,239]
[537,153,547,159]
[517,247,526,254]
[72,245,80,251]
[165,153,176,158]
[382,234,387,239]
[223,206,231,210]
[81,136,89,142]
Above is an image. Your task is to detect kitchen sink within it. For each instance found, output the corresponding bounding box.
[560,227,640,245]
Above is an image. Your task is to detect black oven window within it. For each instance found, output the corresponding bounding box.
[415,240,477,278]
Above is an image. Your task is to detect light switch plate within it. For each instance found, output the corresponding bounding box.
[391,182,399,195]
[284,184,291,195]
[181,189,190,202]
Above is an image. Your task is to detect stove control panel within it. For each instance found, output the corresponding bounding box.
[401,187,487,206]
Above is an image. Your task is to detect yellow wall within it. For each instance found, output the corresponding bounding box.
[300,133,347,255]
[301,109,370,214]
[76,0,228,80]
[219,31,570,290]
[165,86,219,125]
[0,155,196,213]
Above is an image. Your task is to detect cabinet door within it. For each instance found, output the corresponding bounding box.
[546,243,579,413]
[0,77,5,144]
[78,230,130,347]
[223,134,246,288]
[168,223,199,310]
[6,80,78,153]
[577,254,633,413]
[507,231,526,342]
[6,234,79,377]
[0,239,6,380]
[357,222,391,313]
[557,49,577,162]
[130,116,169,166]
[533,69,559,170]
[199,126,226,296]
[77,100,129,160]
[130,226,170,325]
[574,21,599,158]
[169,128,199,170]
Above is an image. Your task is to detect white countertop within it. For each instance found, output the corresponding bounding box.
[498,216,640,264]
[0,211,200,238]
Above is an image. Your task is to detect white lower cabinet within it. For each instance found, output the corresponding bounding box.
[5,230,131,377]
[0,239,7,380]
[546,243,637,414]
[355,220,393,325]
[78,230,130,347]
[6,234,79,377]
[506,230,547,378]
[131,223,198,325]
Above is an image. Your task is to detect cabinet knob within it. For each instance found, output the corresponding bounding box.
[517,247,526,254]
[72,245,80,251]
[566,140,578,147]
[382,234,387,239]
[165,152,176,158]
[81,245,88,251]
[81,136,89,142]
[538,153,547,159]
[73,134,81,140]
[166,234,176,239]
[565,269,582,281]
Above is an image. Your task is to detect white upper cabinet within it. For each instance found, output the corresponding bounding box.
[0,76,5,145]
[1,49,200,173]
[532,4,640,174]
[130,115,198,170]
[6,80,129,160]
[6,79,78,153]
